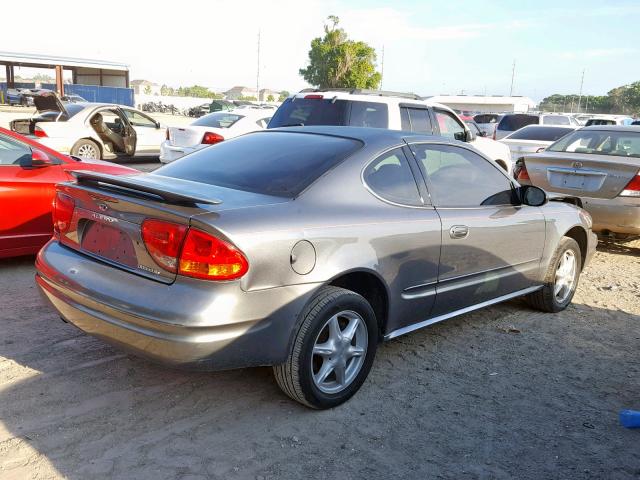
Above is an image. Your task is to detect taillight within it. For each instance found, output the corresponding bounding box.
[34,126,48,138]
[141,219,188,273]
[492,130,496,140]
[202,132,224,144]
[304,94,323,99]
[53,192,75,233]
[178,229,248,280]
[516,162,530,181]
[165,128,170,141]
[620,173,640,197]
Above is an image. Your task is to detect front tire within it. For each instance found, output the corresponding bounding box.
[71,139,101,159]
[273,286,378,409]
[527,236,581,312]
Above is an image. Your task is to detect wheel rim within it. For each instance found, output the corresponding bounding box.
[311,310,368,394]
[77,144,97,159]
[554,250,576,303]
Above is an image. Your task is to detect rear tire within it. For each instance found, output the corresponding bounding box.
[527,237,581,312]
[273,286,378,409]
[71,139,101,159]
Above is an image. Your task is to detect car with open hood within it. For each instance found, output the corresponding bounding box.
[10,91,165,160]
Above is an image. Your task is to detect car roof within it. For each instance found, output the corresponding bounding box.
[581,125,640,132]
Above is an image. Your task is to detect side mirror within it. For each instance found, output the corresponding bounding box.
[155,121,161,129]
[20,148,55,168]
[464,129,476,142]
[520,185,547,207]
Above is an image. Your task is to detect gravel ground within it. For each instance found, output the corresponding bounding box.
[1,231,639,479]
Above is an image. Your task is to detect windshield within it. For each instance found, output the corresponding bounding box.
[542,116,571,126]
[507,126,574,141]
[474,114,500,124]
[192,112,244,128]
[547,130,640,158]
[497,114,539,131]
[156,131,363,197]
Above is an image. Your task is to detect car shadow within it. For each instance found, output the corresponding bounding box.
[1,257,640,478]
[597,238,640,257]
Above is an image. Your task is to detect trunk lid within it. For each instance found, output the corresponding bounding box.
[502,139,550,162]
[168,126,221,148]
[33,91,69,116]
[523,151,640,199]
[56,172,287,283]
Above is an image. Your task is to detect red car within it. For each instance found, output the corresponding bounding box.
[0,127,138,258]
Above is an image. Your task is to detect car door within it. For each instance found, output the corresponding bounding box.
[408,142,546,316]
[0,134,66,256]
[122,109,163,155]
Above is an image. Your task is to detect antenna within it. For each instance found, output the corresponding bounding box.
[577,68,585,113]
[380,45,385,90]
[509,60,516,96]
[256,30,261,100]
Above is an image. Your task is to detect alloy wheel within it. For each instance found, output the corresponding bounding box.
[554,250,576,303]
[77,144,98,159]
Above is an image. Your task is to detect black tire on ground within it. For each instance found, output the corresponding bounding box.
[273,286,378,409]
[527,236,581,313]
[71,139,101,159]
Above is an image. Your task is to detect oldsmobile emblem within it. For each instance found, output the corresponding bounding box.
[572,161,583,169]
[98,203,108,211]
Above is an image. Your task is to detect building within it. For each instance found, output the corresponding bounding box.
[425,95,536,113]
[131,79,161,96]
[224,86,258,100]
[259,88,281,102]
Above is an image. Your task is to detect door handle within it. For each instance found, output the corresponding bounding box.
[449,225,469,239]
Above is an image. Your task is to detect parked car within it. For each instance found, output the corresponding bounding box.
[61,93,88,103]
[5,88,52,106]
[209,100,235,113]
[517,125,640,239]
[464,120,488,137]
[160,109,272,163]
[0,127,137,258]
[474,113,504,138]
[10,91,165,160]
[500,125,577,165]
[585,116,634,126]
[269,90,513,173]
[494,113,581,140]
[36,126,596,409]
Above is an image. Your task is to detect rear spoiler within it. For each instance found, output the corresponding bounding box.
[72,172,222,206]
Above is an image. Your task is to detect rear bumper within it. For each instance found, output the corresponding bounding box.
[581,196,640,235]
[159,141,202,163]
[36,241,320,370]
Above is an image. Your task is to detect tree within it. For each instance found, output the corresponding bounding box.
[238,95,257,101]
[299,16,381,89]
[267,94,275,102]
[278,90,290,102]
[144,85,152,95]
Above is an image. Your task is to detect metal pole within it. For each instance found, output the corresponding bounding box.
[380,45,384,90]
[256,30,261,100]
[577,68,585,113]
[509,60,515,96]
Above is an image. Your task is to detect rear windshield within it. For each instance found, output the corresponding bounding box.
[268,98,388,129]
[507,126,574,141]
[474,114,500,124]
[156,131,363,197]
[585,119,616,126]
[542,115,571,126]
[192,112,243,128]
[547,130,640,158]
[497,114,539,131]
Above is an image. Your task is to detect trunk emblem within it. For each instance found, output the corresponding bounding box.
[572,161,583,169]
[98,203,108,211]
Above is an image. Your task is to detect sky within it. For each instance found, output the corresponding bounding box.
[1,0,639,102]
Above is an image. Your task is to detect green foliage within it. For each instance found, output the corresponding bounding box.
[267,94,275,102]
[540,81,640,115]
[159,84,223,99]
[278,90,290,101]
[299,16,381,89]
[238,95,258,101]
[143,85,152,95]
[32,73,54,82]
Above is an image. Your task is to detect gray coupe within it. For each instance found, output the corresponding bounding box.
[36,127,597,408]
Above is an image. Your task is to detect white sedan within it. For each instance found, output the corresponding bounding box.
[160,109,272,163]
[499,125,577,163]
[9,92,165,160]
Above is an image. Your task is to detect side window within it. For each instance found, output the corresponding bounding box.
[0,135,32,165]
[256,118,271,128]
[363,148,422,206]
[124,110,157,127]
[434,110,466,141]
[399,107,432,133]
[411,144,514,207]
[348,102,389,128]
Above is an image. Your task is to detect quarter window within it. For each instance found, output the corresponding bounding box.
[411,144,514,207]
[434,110,466,141]
[349,102,389,128]
[363,148,422,206]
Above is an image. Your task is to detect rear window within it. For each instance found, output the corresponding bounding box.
[547,130,640,158]
[155,131,363,197]
[585,119,616,126]
[192,112,243,128]
[542,115,571,126]
[267,98,388,128]
[474,114,500,124]
[497,114,539,131]
[507,126,574,141]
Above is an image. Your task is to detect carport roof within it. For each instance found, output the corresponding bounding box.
[0,51,129,71]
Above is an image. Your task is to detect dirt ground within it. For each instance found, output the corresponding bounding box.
[1,220,639,480]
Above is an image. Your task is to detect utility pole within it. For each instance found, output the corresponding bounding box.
[380,45,385,90]
[509,60,516,96]
[577,68,585,113]
[585,95,589,113]
[256,30,261,100]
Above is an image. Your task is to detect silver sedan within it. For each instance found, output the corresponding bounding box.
[517,125,640,239]
[36,127,596,408]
